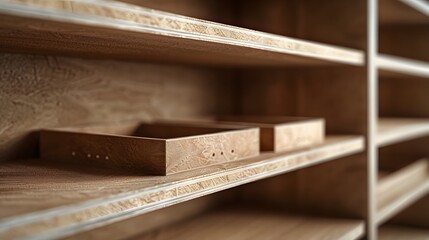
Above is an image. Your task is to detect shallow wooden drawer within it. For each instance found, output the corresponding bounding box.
[40,121,260,175]
[218,116,325,152]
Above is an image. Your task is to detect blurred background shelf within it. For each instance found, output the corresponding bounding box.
[0,135,363,239]
[379,0,429,25]
[377,159,429,224]
[377,118,429,147]
[0,0,363,66]
[377,55,429,78]
[379,224,429,240]
[137,208,364,240]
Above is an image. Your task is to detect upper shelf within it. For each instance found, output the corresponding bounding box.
[0,0,364,66]
[380,0,429,25]
[0,135,363,239]
[378,118,429,147]
[378,54,429,79]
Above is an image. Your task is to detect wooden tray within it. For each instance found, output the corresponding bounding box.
[218,116,325,152]
[40,121,259,175]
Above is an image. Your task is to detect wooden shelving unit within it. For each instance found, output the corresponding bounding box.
[376,0,429,238]
[0,0,428,239]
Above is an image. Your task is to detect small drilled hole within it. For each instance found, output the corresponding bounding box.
[87,154,91,158]
[221,152,224,155]
[231,150,234,153]
[212,153,215,157]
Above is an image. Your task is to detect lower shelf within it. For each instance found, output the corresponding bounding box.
[0,135,363,239]
[377,158,429,224]
[139,208,364,240]
[379,225,429,240]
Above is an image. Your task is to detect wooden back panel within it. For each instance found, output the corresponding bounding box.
[0,53,235,161]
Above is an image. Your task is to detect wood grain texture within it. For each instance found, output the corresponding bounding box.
[379,225,429,240]
[236,66,370,224]
[0,135,364,239]
[136,208,364,240]
[238,67,367,134]
[377,158,429,224]
[63,194,233,240]
[232,154,370,220]
[0,0,364,66]
[40,122,259,175]
[378,118,429,147]
[296,153,369,218]
[296,0,367,49]
[218,116,324,152]
[0,53,235,162]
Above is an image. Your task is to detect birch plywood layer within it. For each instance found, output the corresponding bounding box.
[0,0,364,66]
[137,208,365,240]
[40,122,260,175]
[0,135,364,239]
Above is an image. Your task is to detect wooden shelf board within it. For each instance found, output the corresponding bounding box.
[380,0,429,25]
[0,0,364,66]
[377,159,429,224]
[378,54,429,79]
[377,118,429,147]
[379,225,429,240]
[0,135,364,239]
[140,208,364,240]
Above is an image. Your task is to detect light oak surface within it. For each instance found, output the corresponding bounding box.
[377,159,429,224]
[40,122,259,175]
[378,54,429,79]
[377,118,429,147]
[0,0,363,66]
[137,208,364,240]
[218,116,325,152]
[0,135,363,239]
